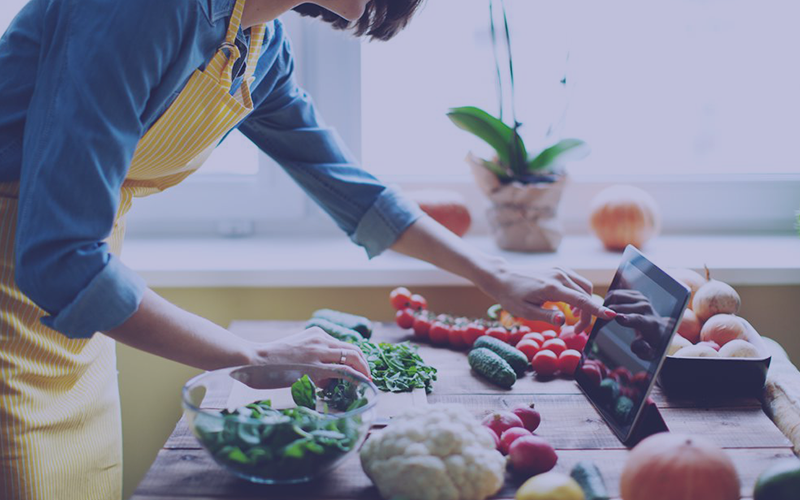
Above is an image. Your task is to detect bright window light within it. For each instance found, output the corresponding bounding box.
[362,0,800,180]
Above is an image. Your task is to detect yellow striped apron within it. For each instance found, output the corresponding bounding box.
[0,1,265,498]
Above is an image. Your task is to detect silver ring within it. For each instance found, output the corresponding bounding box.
[338,350,348,365]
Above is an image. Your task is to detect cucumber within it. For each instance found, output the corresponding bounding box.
[305,318,364,343]
[312,309,373,339]
[614,396,634,424]
[472,336,529,375]
[468,348,516,388]
[597,379,620,406]
[570,461,610,500]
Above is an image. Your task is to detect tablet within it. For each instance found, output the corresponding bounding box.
[575,245,690,445]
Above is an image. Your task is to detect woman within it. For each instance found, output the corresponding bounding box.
[0,1,615,498]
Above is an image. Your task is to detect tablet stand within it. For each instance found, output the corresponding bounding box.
[626,398,669,447]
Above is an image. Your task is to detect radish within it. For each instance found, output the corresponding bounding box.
[508,435,558,476]
[484,426,500,449]
[499,427,532,455]
[481,411,523,437]
[511,404,542,433]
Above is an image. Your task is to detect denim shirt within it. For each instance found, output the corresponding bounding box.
[0,0,422,339]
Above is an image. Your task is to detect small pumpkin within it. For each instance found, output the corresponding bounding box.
[589,185,660,251]
[620,433,740,500]
[406,189,472,237]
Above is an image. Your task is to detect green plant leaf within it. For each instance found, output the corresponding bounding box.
[528,138,590,172]
[447,106,527,172]
[291,375,317,410]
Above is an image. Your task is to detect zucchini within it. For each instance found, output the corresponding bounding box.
[312,309,373,339]
[473,336,529,375]
[468,348,516,388]
[570,461,610,500]
[304,318,363,343]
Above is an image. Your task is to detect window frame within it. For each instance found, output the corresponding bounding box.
[125,12,800,238]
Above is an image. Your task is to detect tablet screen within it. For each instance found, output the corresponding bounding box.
[576,246,690,442]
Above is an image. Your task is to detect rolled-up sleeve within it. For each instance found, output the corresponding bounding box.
[15,0,187,338]
[238,34,423,258]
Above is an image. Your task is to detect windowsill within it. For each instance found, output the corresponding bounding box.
[121,234,800,288]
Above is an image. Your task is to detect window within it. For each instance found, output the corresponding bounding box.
[2,2,798,237]
[362,0,800,179]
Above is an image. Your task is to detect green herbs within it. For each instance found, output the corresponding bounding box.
[358,341,437,394]
[194,380,365,480]
[291,375,317,410]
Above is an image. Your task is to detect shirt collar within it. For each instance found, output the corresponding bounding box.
[202,0,237,24]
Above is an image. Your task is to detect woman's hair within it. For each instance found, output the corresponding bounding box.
[292,1,424,42]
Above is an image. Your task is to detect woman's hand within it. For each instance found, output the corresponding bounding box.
[483,266,616,333]
[251,327,371,381]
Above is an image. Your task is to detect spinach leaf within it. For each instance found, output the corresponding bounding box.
[291,374,317,409]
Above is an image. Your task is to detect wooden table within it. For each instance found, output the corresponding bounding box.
[132,321,796,500]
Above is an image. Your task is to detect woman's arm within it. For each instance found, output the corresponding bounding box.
[391,216,616,330]
[104,288,370,377]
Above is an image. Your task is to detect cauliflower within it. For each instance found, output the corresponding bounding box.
[360,404,506,500]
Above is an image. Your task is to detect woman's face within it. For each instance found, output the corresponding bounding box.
[308,0,369,22]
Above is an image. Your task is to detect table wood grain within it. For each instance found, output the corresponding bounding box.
[132,321,796,500]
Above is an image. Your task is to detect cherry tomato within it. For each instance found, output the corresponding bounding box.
[573,333,589,352]
[631,371,651,391]
[557,349,582,377]
[522,332,546,345]
[395,308,415,329]
[409,294,428,311]
[541,330,559,341]
[612,367,633,385]
[428,321,450,345]
[486,327,510,344]
[541,338,567,357]
[508,325,531,346]
[463,323,486,347]
[390,287,412,310]
[531,350,559,377]
[515,339,541,361]
[448,326,467,349]
[412,315,432,339]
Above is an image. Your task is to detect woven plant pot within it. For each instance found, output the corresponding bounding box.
[468,153,566,252]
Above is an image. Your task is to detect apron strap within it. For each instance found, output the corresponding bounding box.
[206,0,248,90]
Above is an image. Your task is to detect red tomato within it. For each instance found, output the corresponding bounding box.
[412,315,431,339]
[428,322,450,345]
[486,327,510,344]
[462,323,486,347]
[515,339,541,362]
[563,332,589,352]
[448,326,467,349]
[541,338,567,357]
[531,350,559,377]
[611,367,633,385]
[541,330,558,341]
[557,350,582,377]
[522,332,546,345]
[631,371,651,391]
[395,308,416,329]
[507,328,525,346]
[409,294,428,311]
[389,287,412,310]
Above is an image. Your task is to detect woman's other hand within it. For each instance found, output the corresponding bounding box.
[252,327,371,381]
[485,266,616,333]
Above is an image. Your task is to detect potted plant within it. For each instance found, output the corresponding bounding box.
[447,0,588,252]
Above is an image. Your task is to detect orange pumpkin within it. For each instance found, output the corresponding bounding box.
[589,185,660,251]
[620,433,740,500]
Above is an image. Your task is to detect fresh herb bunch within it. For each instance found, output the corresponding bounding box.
[192,395,361,479]
[358,340,438,394]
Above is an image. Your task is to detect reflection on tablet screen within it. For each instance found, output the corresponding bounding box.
[577,254,684,440]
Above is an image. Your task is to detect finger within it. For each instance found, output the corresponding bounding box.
[605,302,649,314]
[551,287,616,320]
[558,267,593,295]
[328,346,371,379]
[574,311,592,333]
[329,340,370,371]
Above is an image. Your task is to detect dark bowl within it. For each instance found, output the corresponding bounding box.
[658,355,771,398]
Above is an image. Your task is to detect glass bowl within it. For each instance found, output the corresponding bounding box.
[182,364,378,484]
